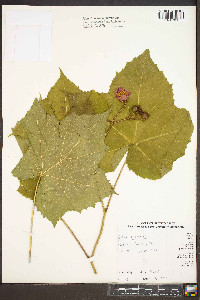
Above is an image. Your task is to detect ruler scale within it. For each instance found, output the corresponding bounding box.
[108,284,183,296]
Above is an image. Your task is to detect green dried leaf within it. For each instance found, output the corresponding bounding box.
[89,90,110,114]
[41,69,80,120]
[101,50,193,179]
[18,178,39,200]
[11,119,30,154]
[126,106,193,179]
[12,100,113,226]
[66,91,94,115]
[41,69,110,120]
[99,147,128,173]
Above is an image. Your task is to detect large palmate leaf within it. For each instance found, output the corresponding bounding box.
[11,72,110,203]
[12,100,113,226]
[41,69,109,120]
[100,50,193,179]
[12,50,194,183]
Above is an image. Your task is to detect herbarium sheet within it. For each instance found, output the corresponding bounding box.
[2,5,196,283]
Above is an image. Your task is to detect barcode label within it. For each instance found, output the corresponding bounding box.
[158,10,185,21]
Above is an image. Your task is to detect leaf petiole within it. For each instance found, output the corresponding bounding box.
[29,173,43,263]
[60,160,126,273]
[60,217,97,274]
[91,160,126,258]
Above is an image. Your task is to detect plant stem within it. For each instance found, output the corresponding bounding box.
[112,102,127,122]
[29,174,42,263]
[61,217,89,258]
[60,217,97,274]
[112,116,137,124]
[91,160,126,257]
[90,261,97,274]
[60,160,126,273]
[100,199,106,212]
[106,102,127,135]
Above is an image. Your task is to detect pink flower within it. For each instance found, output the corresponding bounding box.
[116,87,131,102]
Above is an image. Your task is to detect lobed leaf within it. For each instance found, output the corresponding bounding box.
[41,69,110,120]
[12,49,194,213]
[12,100,113,226]
[100,50,194,178]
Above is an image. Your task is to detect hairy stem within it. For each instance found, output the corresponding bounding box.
[29,174,42,263]
[112,102,127,122]
[60,217,97,274]
[91,160,126,257]
[112,116,137,124]
[106,102,127,135]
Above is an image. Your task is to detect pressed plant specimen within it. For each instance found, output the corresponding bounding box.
[11,50,193,274]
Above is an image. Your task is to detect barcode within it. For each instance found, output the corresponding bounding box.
[158,10,185,21]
